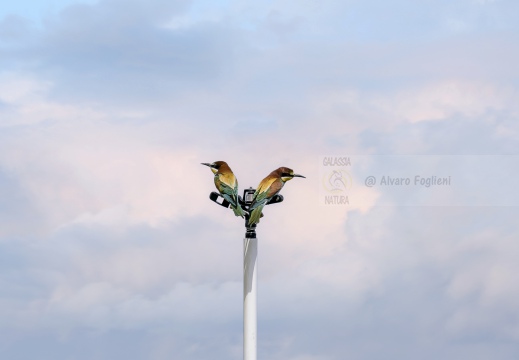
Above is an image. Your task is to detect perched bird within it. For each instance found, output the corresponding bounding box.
[202,161,245,218]
[248,167,305,225]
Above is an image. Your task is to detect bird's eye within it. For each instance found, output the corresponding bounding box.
[281,172,292,177]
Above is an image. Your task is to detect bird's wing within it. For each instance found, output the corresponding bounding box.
[249,177,283,210]
[216,176,239,206]
[218,172,236,189]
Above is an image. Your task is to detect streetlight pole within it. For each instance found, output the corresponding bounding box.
[243,231,257,360]
[208,188,283,360]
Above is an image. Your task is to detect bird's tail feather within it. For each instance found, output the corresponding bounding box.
[232,203,245,218]
[248,205,264,225]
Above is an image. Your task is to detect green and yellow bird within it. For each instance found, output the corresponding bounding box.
[202,161,245,218]
[248,167,305,225]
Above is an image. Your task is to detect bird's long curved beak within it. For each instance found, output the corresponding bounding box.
[293,174,306,178]
[201,163,211,167]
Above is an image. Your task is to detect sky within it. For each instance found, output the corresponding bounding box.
[1,0,519,359]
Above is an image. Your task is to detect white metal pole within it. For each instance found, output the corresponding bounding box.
[243,237,257,360]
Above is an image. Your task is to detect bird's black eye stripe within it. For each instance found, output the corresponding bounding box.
[281,172,292,177]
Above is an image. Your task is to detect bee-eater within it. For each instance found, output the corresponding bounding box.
[248,167,305,225]
[202,161,245,218]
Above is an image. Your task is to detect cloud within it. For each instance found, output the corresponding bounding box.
[0,14,32,41]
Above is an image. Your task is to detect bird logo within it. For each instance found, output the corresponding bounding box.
[247,167,305,226]
[324,169,351,193]
[202,161,245,218]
